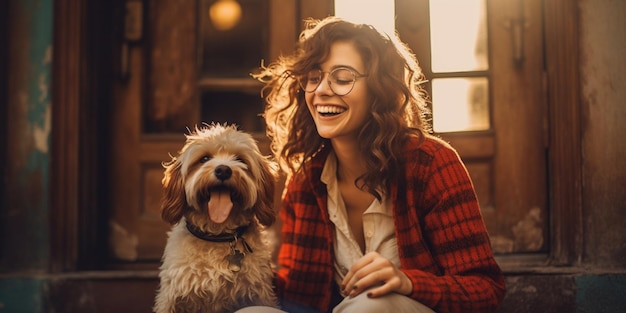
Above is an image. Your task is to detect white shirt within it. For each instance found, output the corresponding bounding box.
[321,151,401,286]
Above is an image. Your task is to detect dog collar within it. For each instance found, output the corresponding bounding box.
[185,221,249,243]
[185,221,254,272]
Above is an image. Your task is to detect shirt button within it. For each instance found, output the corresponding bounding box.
[366,231,373,238]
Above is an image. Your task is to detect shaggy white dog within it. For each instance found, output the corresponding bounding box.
[154,124,278,313]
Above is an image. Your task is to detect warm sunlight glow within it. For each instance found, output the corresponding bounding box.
[432,78,489,132]
[335,0,395,35]
[429,0,488,72]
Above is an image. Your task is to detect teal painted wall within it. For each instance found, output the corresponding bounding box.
[1,0,52,272]
[0,279,45,313]
[0,1,52,312]
[21,0,53,270]
[576,275,626,313]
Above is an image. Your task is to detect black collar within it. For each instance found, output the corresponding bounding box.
[185,221,248,243]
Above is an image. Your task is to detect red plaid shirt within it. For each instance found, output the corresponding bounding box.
[274,135,505,313]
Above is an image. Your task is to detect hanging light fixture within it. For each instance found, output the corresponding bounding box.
[209,0,242,31]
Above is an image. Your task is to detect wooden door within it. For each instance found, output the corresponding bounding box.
[107,0,332,265]
[396,0,548,254]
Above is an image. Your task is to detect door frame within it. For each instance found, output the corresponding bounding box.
[51,0,115,271]
[542,0,583,266]
[50,0,582,272]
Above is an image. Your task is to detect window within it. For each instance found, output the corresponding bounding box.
[341,0,549,255]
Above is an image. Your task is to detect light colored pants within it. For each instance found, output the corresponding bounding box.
[234,306,288,313]
[332,291,435,313]
[234,292,435,313]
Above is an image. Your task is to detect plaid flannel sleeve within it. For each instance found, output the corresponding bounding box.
[400,142,505,313]
[274,171,335,311]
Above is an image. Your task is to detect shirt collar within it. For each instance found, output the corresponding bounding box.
[321,151,390,216]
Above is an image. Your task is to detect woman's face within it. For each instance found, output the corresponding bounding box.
[304,41,370,142]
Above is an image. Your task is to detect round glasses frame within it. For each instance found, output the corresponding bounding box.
[298,67,368,96]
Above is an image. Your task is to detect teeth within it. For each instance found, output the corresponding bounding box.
[316,105,346,114]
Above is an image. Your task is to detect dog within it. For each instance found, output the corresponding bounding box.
[154,124,279,313]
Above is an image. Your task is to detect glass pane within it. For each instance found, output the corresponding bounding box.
[429,0,488,72]
[335,0,395,35]
[432,77,489,132]
[199,0,268,78]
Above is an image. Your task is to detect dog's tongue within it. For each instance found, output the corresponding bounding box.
[208,190,233,224]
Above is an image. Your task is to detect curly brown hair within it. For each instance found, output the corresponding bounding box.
[255,16,430,200]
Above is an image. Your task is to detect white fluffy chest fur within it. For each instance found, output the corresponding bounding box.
[154,221,277,313]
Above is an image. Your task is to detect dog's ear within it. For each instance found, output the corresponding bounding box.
[161,157,186,225]
[254,157,277,227]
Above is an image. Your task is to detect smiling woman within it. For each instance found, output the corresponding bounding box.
[254,16,505,313]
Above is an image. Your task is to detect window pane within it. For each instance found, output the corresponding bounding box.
[429,0,488,72]
[432,77,489,132]
[335,0,395,35]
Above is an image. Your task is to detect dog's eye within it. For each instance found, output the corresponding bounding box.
[199,155,211,163]
[235,156,246,164]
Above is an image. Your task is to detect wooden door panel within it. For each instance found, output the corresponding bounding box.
[137,162,168,259]
[109,0,198,263]
[489,0,547,253]
[135,139,186,259]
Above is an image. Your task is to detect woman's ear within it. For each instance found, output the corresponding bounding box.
[161,158,185,225]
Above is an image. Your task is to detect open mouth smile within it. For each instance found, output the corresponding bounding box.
[199,185,241,224]
[316,105,346,117]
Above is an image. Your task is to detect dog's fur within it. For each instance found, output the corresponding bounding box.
[154,124,278,313]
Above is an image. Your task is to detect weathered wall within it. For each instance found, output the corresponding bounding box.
[497,1,626,311]
[579,0,626,268]
[1,0,53,271]
[0,1,53,312]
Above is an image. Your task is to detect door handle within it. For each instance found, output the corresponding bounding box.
[505,0,526,67]
[120,0,143,81]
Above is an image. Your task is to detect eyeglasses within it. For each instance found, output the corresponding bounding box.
[298,67,368,96]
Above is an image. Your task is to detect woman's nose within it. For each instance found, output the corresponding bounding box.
[314,75,333,95]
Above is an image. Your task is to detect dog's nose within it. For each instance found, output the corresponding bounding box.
[214,165,232,181]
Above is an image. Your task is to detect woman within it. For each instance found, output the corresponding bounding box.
[253,16,505,313]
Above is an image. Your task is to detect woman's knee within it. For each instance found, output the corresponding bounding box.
[234,306,287,313]
[332,292,435,313]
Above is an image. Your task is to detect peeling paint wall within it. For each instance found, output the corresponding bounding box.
[0,279,45,313]
[498,275,577,313]
[1,0,53,271]
[577,275,626,313]
[579,0,626,268]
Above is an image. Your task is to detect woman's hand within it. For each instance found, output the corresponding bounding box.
[340,251,413,298]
